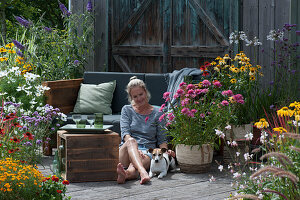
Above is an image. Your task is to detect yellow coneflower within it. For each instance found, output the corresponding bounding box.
[198,82,202,88]
[254,118,269,129]
[0,48,7,53]
[295,115,300,121]
[0,57,8,62]
[5,43,14,48]
[256,65,262,69]
[277,107,294,117]
[250,75,256,81]
[250,67,256,73]
[210,61,217,65]
[223,54,231,60]
[273,127,287,134]
[259,72,264,77]
[240,66,246,72]
[215,56,222,60]
[228,96,235,103]
[219,59,226,65]
[214,65,220,72]
[8,50,16,54]
[249,71,255,76]
[289,101,300,108]
[230,79,237,84]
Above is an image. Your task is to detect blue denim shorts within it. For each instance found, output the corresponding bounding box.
[138,144,152,159]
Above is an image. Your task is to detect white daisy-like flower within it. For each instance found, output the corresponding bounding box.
[233,172,241,178]
[209,176,216,182]
[236,152,240,157]
[218,165,223,172]
[225,125,231,130]
[245,132,253,140]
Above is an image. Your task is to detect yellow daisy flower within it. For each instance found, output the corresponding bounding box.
[5,43,14,48]
[256,65,262,69]
[240,66,246,72]
[230,79,237,84]
[8,50,16,54]
[250,75,256,81]
[277,107,294,117]
[273,127,287,134]
[223,54,231,60]
[215,56,222,60]
[0,48,7,53]
[228,96,235,103]
[254,118,269,128]
[210,61,217,65]
[0,57,8,62]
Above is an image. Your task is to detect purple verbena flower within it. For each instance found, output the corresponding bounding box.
[36,139,42,145]
[12,40,25,50]
[74,60,80,65]
[17,50,24,57]
[24,141,32,146]
[87,0,93,12]
[44,27,53,32]
[59,1,71,16]
[14,16,30,28]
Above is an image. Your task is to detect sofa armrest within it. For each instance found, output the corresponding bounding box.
[43,78,83,114]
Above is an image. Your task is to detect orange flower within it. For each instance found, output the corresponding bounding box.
[62,180,70,185]
[10,136,20,143]
[52,175,59,182]
[8,149,15,153]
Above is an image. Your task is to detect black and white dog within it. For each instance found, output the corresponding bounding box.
[148,148,176,179]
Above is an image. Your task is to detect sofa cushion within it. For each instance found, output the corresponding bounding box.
[73,81,116,114]
[83,72,145,114]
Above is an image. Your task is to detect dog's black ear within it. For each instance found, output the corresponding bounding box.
[161,148,167,153]
[148,148,154,153]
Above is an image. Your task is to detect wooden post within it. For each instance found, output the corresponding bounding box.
[0,0,7,43]
[162,0,171,73]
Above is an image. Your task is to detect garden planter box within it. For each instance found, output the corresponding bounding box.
[42,78,83,114]
[57,130,120,182]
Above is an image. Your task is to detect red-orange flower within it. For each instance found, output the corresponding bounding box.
[10,136,20,143]
[52,175,59,182]
[13,122,22,128]
[23,132,34,140]
[62,180,70,185]
[200,65,207,71]
[0,144,2,147]
[8,149,14,153]
[0,129,5,135]
[3,113,17,121]
[57,190,62,193]
[204,61,211,67]
[202,71,210,77]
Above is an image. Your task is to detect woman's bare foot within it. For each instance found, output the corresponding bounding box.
[139,171,150,184]
[117,163,126,184]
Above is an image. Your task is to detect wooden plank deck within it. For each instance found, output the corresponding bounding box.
[38,154,234,200]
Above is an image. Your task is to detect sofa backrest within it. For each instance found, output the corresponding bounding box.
[145,73,169,107]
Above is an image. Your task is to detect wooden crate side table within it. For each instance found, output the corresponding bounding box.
[57,130,120,182]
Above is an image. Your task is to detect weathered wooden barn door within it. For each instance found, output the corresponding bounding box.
[109,0,239,73]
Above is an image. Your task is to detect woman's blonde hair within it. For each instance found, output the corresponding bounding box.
[126,76,151,103]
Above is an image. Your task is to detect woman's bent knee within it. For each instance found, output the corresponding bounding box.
[125,137,137,146]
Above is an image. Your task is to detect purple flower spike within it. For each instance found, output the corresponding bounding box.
[59,1,71,16]
[44,27,52,32]
[15,16,30,28]
[12,40,25,50]
[17,50,24,57]
[74,60,79,65]
[87,0,93,12]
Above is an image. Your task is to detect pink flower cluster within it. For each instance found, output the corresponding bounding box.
[181,107,197,118]
[222,90,234,97]
[232,94,245,104]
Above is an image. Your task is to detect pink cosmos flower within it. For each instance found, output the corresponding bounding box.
[187,89,195,95]
[179,82,186,88]
[200,113,205,118]
[173,94,179,99]
[187,84,195,90]
[222,90,234,97]
[181,107,189,114]
[167,113,175,121]
[163,92,171,99]
[202,80,211,87]
[145,116,149,123]
[159,104,166,112]
[190,109,197,113]
[159,114,165,122]
[176,88,184,96]
[221,100,229,106]
[213,80,222,88]
[187,111,194,118]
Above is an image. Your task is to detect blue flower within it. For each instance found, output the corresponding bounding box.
[14,16,30,28]
[74,60,79,65]
[36,140,42,145]
[17,50,24,57]
[87,0,93,12]
[12,40,25,50]
[44,27,53,32]
[59,1,71,16]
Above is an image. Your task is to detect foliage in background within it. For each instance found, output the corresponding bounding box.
[0,158,70,200]
[5,1,95,81]
[0,0,68,41]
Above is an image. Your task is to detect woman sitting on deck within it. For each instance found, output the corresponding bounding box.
[117,76,175,184]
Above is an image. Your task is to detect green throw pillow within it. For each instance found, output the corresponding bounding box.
[73,80,116,114]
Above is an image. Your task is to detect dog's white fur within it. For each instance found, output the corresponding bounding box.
[148,148,176,179]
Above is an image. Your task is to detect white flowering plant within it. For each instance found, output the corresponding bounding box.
[214,102,300,200]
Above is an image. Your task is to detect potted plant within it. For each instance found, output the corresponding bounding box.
[160,79,243,173]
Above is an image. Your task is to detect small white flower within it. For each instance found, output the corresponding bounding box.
[209,176,216,182]
[233,172,241,179]
[292,120,300,127]
[215,129,225,138]
[236,152,240,157]
[258,193,264,199]
[218,165,223,172]
[231,141,238,147]
[225,125,231,130]
[245,132,253,140]
[267,29,284,41]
